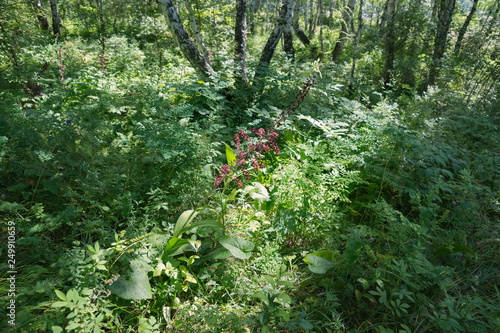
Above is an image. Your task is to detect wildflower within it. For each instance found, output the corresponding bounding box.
[65,119,72,124]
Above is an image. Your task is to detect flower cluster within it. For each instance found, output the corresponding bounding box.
[273,74,316,129]
[214,128,280,187]
[215,76,316,187]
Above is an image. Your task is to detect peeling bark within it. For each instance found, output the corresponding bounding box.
[158,0,215,79]
[235,0,249,84]
[253,0,293,88]
[293,0,312,46]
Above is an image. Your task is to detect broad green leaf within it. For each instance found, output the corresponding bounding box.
[304,251,336,274]
[172,210,198,238]
[219,237,255,259]
[275,292,292,304]
[253,291,269,305]
[207,247,232,260]
[162,237,191,260]
[54,289,66,301]
[433,244,476,259]
[344,231,363,265]
[109,260,152,300]
[183,219,223,233]
[225,143,236,165]
[262,275,276,289]
[51,301,68,308]
[51,326,64,333]
[244,182,270,202]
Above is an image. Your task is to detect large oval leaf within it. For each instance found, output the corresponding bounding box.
[109,260,152,300]
[219,237,255,259]
[304,250,337,274]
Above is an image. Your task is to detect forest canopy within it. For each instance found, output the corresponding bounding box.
[0,0,499,332]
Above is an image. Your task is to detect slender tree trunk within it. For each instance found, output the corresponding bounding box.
[158,0,215,79]
[328,0,338,25]
[382,0,396,89]
[96,0,106,36]
[427,0,456,87]
[454,0,479,54]
[332,0,356,62]
[235,0,249,84]
[293,0,312,46]
[49,0,61,37]
[350,0,363,89]
[186,0,210,63]
[283,0,295,59]
[253,0,293,90]
[32,0,50,31]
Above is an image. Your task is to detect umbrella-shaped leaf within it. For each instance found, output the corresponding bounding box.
[109,260,152,300]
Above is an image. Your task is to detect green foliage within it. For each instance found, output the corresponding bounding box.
[1,7,499,331]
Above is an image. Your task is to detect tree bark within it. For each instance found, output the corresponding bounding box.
[158,0,215,79]
[253,0,293,89]
[427,0,456,87]
[49,0,61,37]
[350,0,363,88]
[453,0,479,54]
[293,0,312,46]
[382,0,396,89]
[186,0,210,63]
[32,0,50,31]
[332,0,356,62]
[235,0,249,85]
[284,0,295,59]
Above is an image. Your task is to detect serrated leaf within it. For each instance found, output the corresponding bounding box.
[219,237,255,259]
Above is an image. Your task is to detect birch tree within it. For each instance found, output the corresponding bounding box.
[253,0,294,88]
[331,0,356,62]
[158,0,215,79]
[235,0,248,84]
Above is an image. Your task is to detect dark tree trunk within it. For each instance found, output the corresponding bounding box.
[427,0,456,87]
[454,0,479,54]
[382,0,396,89]
[253,0,293,90]
[158,0,215,79]
[284,0,295,59]
[33,0,50,31]
[332,0,356,62]
[235,0,249,85]
[350,0,363,88]
[293,0,312,46]
[186,0,210,63]
[49,0,61,37]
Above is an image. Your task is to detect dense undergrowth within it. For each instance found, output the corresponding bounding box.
[1,35,499,333]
